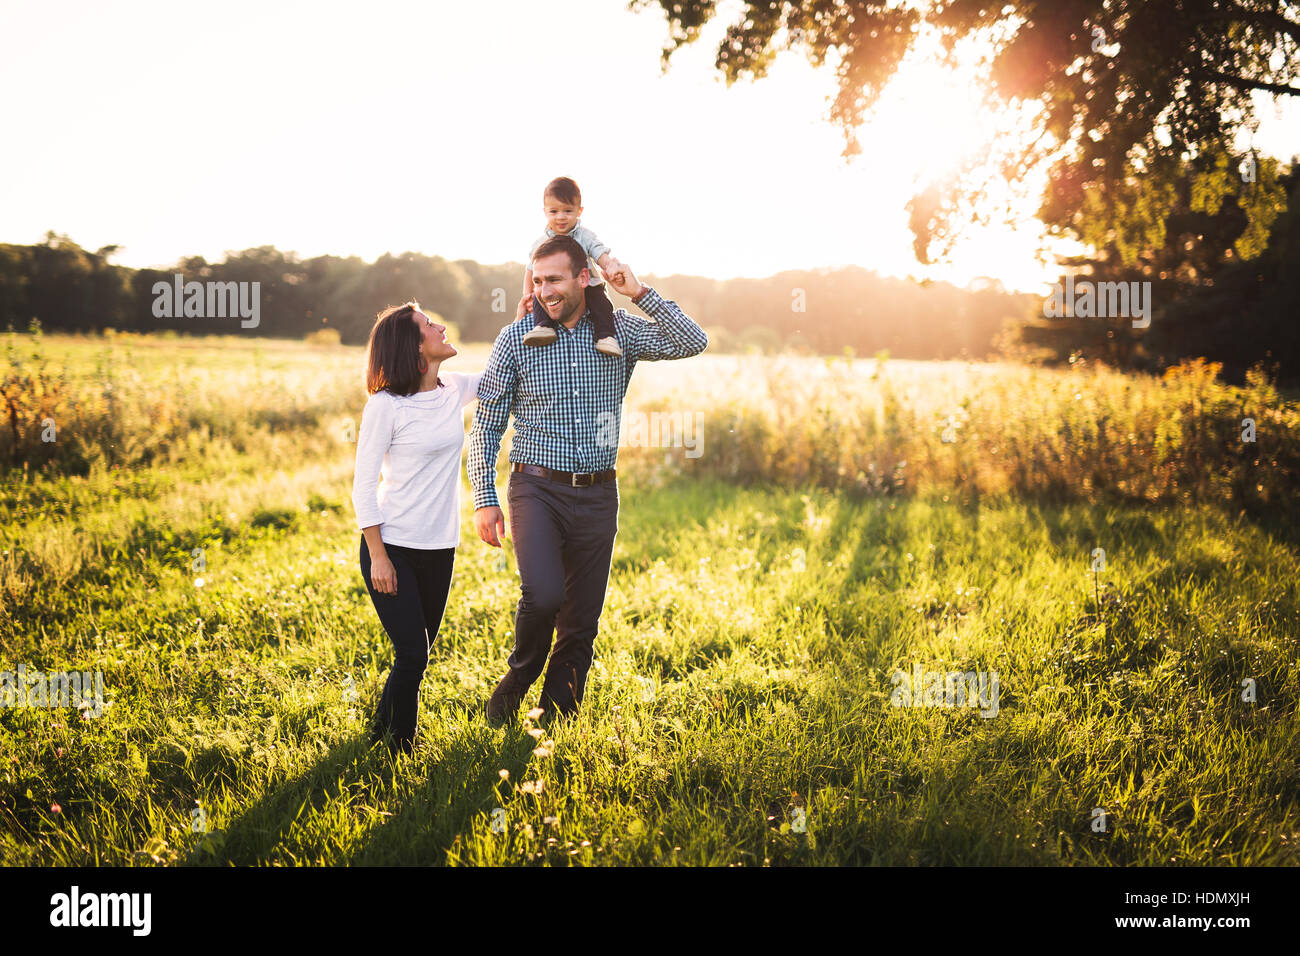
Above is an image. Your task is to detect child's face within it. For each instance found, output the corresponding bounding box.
[543,196,581,235]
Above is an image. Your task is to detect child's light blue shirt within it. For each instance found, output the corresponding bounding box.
[528,219,610,287]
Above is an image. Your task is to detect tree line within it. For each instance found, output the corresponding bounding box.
[0,234,1033,359]
[2,223,1295,382]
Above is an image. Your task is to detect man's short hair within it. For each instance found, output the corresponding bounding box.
[544,176,581,206]
[532,235,587,277]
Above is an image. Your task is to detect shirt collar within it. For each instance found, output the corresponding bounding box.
[556,308,591,332]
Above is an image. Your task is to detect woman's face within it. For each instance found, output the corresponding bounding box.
[413,310,456,360]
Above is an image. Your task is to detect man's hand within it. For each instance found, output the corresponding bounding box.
[475,506,508,547]
[602,258,644,300]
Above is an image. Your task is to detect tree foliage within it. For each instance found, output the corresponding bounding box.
[635,0,1299,265]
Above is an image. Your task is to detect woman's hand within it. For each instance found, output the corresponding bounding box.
[369,553,398,595]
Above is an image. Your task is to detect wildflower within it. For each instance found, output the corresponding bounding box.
[498,769,510,780]
[526,707,544,720]
[194,577,205,588]
[527,727,544,740]
[51,803,62,814]
[519,780,544,795]
[543,815,559,826]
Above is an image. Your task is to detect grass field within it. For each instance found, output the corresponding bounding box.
[1,332,1298,865]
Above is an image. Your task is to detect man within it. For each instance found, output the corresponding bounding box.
[468,234,708,724]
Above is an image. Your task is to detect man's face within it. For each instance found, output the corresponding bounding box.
[532,251,588,324]
[543,197,581,235]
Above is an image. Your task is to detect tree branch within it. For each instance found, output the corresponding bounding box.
[1193,67,1300,96]
[1211,3,1300,45]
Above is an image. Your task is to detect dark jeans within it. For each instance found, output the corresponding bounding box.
[359,536,456,753]
[532,284,617,341]
[504,468,619,717]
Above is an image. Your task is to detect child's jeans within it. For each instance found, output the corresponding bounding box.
[533,284,617,341]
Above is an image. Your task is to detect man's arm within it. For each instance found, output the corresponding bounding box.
[604,262,708,361]
[467,328,518,511]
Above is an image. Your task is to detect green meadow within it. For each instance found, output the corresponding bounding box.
[1,331,1297,865]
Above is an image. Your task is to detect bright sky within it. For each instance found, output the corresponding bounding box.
[2,0,1296,292]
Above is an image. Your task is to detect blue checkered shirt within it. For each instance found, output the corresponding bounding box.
[468,286,708,510]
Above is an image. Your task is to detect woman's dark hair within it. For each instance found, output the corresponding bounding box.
[544,176,581,206]
[366,300,423,395]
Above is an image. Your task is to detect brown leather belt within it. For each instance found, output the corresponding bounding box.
[511,462,617,487]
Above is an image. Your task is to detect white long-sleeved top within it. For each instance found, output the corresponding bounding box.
[351,371,483,549]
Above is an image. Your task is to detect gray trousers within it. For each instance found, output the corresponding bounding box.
[504,468,620,716]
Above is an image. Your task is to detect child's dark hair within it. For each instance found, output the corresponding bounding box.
[544,176,582,206]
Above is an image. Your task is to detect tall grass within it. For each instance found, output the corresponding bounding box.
[618,352,1299,523]
[7,332,1295,524]
[1,328,362,476]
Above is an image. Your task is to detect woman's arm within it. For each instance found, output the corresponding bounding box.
[458,370,484,408]
[352,393,398,594]
[362,524,397,595]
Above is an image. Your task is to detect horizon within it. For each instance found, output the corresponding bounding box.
[27,232,1032,294]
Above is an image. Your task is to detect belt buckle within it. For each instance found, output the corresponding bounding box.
[571,472,592,487]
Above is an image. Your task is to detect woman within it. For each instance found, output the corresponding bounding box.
[351,300,481,756]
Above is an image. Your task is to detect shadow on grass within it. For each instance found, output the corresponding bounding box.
[181,727,400,865]
[349,710,545,865]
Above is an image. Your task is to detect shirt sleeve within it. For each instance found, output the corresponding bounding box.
[455,370,484,408]
[570,225,611,262]
[352,391,395,530]
[467,331,518,510]
[616,287,709,362]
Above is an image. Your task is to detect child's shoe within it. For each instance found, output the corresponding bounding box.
[595,335,622,356]
[523,325,557,347]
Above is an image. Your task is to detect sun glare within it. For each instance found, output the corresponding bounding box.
[870,42,999,189]
[799,28,1064,290]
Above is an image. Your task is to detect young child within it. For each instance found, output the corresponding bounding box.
[519,176,623,356]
